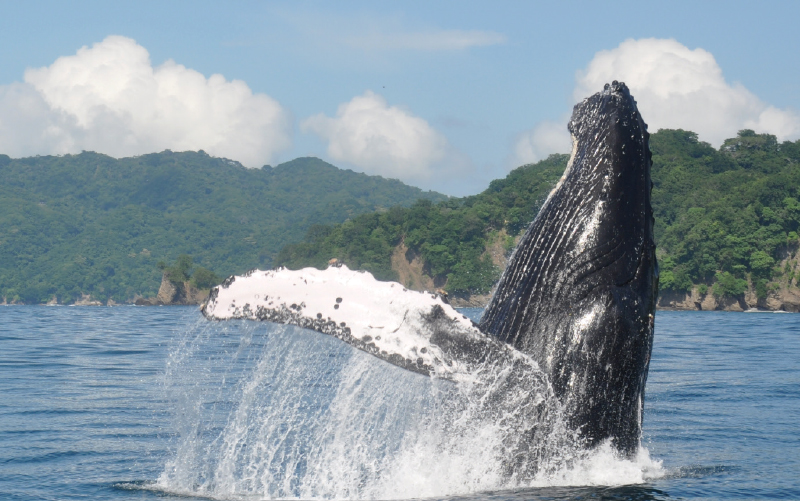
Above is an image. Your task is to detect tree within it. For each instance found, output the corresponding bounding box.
[191,267,221,289]
[159,254,193,285]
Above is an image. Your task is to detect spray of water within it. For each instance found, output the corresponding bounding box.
[156,320,663,500]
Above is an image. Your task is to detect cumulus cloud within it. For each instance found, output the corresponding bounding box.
[511,118,572,166]
[574,38,800,145]
[302,91,449,181]
[0,82,77,156]
[0,36,291,165]
[512,38,800,166]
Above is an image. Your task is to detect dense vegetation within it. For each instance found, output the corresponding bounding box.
[653,130,800,299]
[0,152,445,303]
[4,130,798,304]
[158,254,220,290]
[276,155,568,295]
[278,130,800,299]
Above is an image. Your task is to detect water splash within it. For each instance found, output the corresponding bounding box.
[157,320,663,500]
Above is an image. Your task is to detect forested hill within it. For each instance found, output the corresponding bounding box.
[277,130,800,306]
[0,152,446,304]
[653,130,800,301]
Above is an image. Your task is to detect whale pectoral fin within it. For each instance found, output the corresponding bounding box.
[203,265,495,380]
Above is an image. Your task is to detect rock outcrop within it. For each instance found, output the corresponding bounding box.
[657,288,747,311]
[391,242,437,292]
[657,283,800,312]
[657,245,800,312]
[371,235,800,313]
[389,231,518,308]
[135,273,209,306]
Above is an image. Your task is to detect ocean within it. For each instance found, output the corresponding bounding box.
[1,306,798,500]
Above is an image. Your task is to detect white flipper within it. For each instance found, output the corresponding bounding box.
[202,265,531,382]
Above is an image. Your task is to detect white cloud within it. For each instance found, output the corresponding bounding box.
[345,29,506,51]
[302,91,449,181]
[511,38,800,166]
[574,38,800,145]
[512,118,572,166]
[0,82,77,156]
[0,35,291,165]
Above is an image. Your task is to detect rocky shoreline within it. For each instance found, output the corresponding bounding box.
[5,291,799,312]
[449,293,800,312]
[6,270,800,313]
[657,286,800,312]
[133,273,209,306]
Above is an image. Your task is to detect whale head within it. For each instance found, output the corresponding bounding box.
[480,81,658,456]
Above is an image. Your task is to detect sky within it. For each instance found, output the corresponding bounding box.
[0,1,798,196]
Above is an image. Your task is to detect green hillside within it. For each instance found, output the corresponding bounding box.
[277,130,800,301]
[276,154,567,294]
[0,152,446,304]
[653,130,800,299]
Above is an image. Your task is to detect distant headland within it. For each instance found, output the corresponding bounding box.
[2,128,800,311]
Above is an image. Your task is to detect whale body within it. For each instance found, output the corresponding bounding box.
[480,81,657,456]
[202,82,657,460]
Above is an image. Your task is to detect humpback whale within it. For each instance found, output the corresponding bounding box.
[202,81,657,462]
[480,81,657,455]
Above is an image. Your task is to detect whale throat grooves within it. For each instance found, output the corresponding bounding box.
[479,81,658,456]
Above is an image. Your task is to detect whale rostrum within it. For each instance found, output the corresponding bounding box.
[202,81,657,460]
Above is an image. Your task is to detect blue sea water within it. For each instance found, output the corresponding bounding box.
[0,306,798,500]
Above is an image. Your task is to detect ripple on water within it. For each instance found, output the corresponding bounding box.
[0,308,798,500]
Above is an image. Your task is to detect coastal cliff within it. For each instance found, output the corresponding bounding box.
[447,287,800,312]
[658,283,800,312]
[658,243,800,312]
[134,272,209,306]
[391,237,800,312]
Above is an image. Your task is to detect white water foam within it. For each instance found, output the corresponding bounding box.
[526,443,664,488]
[156,321,664,500]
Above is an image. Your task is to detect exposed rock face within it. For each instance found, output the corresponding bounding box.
[391,242,436,292]
[135,273,209,305]
[657,289,702,310]
[658,288,750,311]
[390,230,518,308]
[657,284,800,312]
[388,226,800,313]
[747,286,800,312]
[656,245,800,312]
[155,276,179,304]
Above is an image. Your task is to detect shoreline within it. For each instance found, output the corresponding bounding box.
[5,301,797,313]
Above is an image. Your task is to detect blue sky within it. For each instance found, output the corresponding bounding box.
[1,1,798,195]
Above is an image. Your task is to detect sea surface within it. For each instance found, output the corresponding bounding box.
[1,306,798,500]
